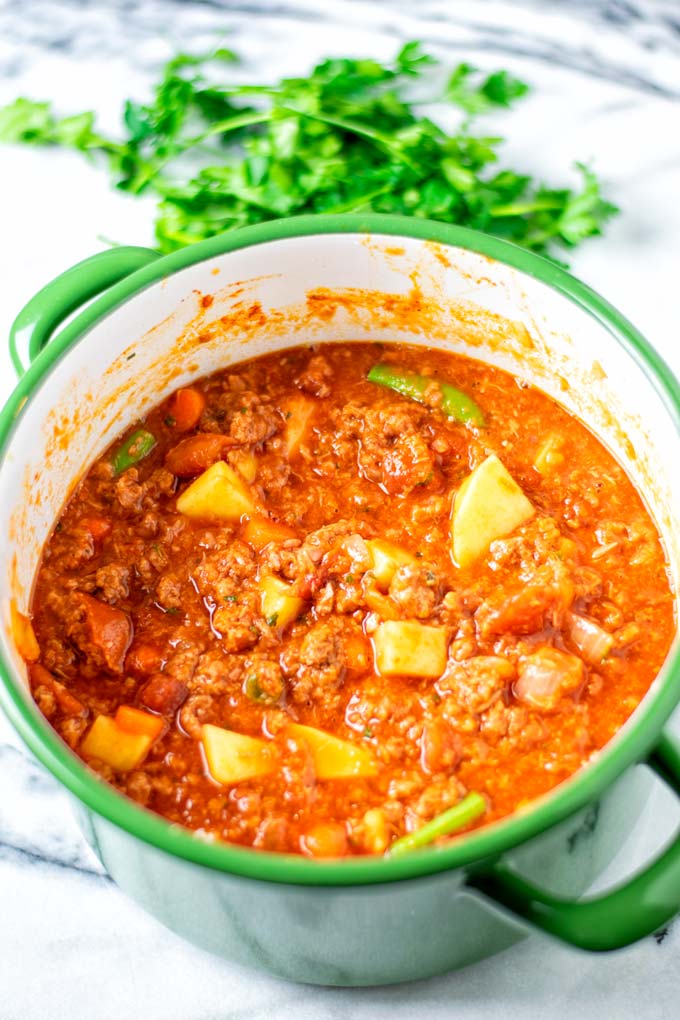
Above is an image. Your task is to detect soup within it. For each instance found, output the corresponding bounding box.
[21,342,674,857]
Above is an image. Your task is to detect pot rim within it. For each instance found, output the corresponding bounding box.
[1,213,679,887]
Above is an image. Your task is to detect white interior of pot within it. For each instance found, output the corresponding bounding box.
[2,233,679,699]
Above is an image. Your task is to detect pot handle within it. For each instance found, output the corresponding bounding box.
[468,729,680,951]
[9,246,161,377]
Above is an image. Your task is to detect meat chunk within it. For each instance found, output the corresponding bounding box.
[155,572,183,611]
[438,655,514,714]
[114,469,144,511]
[63,592,132,674]
[211,598,260,653]
[95,563,130,603]
[242,654,285,703]
[197,390,281,446]
[389,564,441,619]
[295,354,332,398]
[139,673,188,715]
[357,406,435,496]
[285,621,345,708]
[514,646,585,712]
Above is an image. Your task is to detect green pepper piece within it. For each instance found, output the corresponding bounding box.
[387,791,487,856]
[367,363,485,426]
[111,428,157,476]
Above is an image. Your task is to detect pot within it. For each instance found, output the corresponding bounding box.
[1,214,680,986]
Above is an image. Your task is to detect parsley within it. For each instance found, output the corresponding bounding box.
[266,613,279,627]
[224,594,239,603]
[0,42,617,257]
[163,414,176,426]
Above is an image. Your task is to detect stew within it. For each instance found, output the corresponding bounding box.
[24,342,675,857]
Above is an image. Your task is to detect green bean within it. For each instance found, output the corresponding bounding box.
[387,791,487,856]
[367,363,485,426]
[111,428,156,476]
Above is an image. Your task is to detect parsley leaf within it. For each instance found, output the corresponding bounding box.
[0,43,617,259]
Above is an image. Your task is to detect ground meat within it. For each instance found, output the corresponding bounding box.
[191,650,244,694]
[211,597,260,653]
[355,405,435,495]
[438,655,515,715]
[114,469,144,512]
[242,654,285,703]
[296,354,332,398]
[194,538,256,602]
[285,620,346,708]
[155,572,183,611]
[179,694,215,739]
[165,642,205,686]
[45,525,96,571]
[139,673,188,715]
[389,564,441,619]
[199,390,281,446]
[514,646,585,712]
[95,563,130,603]
[480,701,548,748]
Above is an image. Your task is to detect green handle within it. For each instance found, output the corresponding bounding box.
[9,246,160,377]
[469,730,680,951]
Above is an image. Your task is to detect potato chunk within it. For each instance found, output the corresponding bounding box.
[282,395,316,457]
[452,454,534,568]
[288,722,377,779]
[201,724,276,785]
[366,539,416,589]
[259,574,305,630]
[176,460,255,521]
[81,715,154,772]
[373,620,448,678]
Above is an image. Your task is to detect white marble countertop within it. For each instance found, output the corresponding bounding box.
[1,0,680,1016]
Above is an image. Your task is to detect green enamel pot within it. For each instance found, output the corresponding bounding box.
[1,215,680,985]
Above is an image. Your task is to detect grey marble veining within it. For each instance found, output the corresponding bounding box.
[0,1,679,1017]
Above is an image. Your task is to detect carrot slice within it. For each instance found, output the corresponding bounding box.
[165,433,234,476]
[115,705,164,740]
[166,387,206,433]
[81,516,112,541]
[242,514,297,551]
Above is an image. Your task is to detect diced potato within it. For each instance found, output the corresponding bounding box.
[227,448,258,483]
[10,600,40,661]
[81,715,153,772]
[366,539,416,589]
[242,514,297,551]
[282,395,316,457]
[362,808,389,854]
[288,722,377,779]
[115,705,164,740]
[176,460,255,521]
[201,723,276,785]
[259,574,305,629]
[373,620,448,678]
[452,454,535,569]
[533,433,565,475]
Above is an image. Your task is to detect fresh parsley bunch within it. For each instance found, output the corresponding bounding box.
[0,42,617,256]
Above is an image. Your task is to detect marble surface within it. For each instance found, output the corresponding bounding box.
[1,0,680,1015]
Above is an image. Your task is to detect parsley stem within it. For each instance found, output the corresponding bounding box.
[278,105,420,172]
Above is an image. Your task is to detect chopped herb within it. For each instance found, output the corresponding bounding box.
[0,43,617,259]
[266,612,279,627]
[151,542,161,553]
[55,522,63,533]
[363,726,373,738]
[345,573,355,584]
[165,606,180,615]
[285,411,293,420]
[125,352,136,361]
[415,551,424,559]
[224,594,239,603]
[164,414,176,427]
